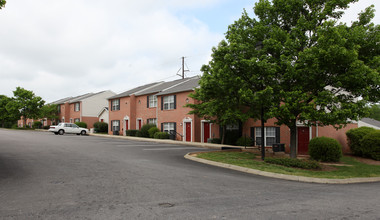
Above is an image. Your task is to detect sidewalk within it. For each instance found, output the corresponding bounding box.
[91,133,380,184]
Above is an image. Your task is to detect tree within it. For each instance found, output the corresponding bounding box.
[368,104,380,121]
[192,0,380,158]
[40,104,59,125]
[0,0,5,10]
[0,95,18,128]
[6,87,45,127]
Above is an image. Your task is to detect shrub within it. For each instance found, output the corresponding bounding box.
[236,137,253,146]
[135,131,143,137]
[346,127,376,156]
[265,157,321,170]
[43,125,50,129]
[209,138,221,144]
[308,137,342,162]
[93,122,108,133]
[148,127,160,138]
[154,132,170,139]
[140,124,157,138]
[361,130,380,161]
[11,124,18,129]
[32,121,42,129]
[126,129,138,136]
[75,122,87,128]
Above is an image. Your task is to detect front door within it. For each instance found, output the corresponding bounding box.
[297,127,310,154]
[125,120,129,130]
[138,119,142,130]
[185,122,191,142]
[203,122,210,143]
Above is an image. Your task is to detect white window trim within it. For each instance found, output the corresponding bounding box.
[255,127,277,147]
[149,95,157,108]
[136,118,143,130]
[123,116,130,136]
[112,99,120,111]
[74,103,80,112]
[163,95,175,110]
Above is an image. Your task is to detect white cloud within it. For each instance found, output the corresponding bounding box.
[0,0,223,102]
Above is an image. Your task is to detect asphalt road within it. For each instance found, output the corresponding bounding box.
[0,129,379,220]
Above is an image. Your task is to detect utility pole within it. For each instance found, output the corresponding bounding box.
[177,56,189,79]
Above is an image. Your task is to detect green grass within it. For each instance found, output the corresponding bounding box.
[196,151,380,179]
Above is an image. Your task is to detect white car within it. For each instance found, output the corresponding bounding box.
[48,123,89,135]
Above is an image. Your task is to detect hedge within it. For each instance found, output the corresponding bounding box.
[154,132,170,139]
[126,129,138,136]
[236,137,253,146]
[75,122,87,128]
[308,137,342,162]
[361,130,380,161]
[148,127,160,138]
[140,124,157,138]
[346,126,376,156]
[93,122,108,133]
[264,157,321,170]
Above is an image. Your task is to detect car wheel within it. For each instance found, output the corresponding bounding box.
[81,130,86,135]
[58,129,64,135]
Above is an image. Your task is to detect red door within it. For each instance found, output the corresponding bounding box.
[297,127,310,155]
[138,120,142,130]
[203,122,210,143]
[125,120,129,130]
[185,122,191,142]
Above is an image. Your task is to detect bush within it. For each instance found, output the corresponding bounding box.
[236,137,253,146]
[140,124,157,138]
[308,137,342,162]
[11,124,18,129]
[361,130,380,161]
[209,138,221,144]
[154,132,170,139]
[75,122,87,128]
[346,126,376,156]
[43,125,50,129]
[148,127,160,138]
[32,121,42,129]
[93,122,108,133]
[126,129,138,136]
[135,131,143,137]
[265,157,321,170]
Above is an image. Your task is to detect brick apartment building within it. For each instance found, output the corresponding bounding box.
[108,77,358,154]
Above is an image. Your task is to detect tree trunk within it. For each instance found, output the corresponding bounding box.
[289,121,297,158]
[221,125,226,144]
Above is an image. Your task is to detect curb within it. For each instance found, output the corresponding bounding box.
[184,153,380,184]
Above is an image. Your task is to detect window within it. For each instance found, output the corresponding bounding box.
[111,120,120,131]
[111,99,120,111]
[74,118,80,123]
[162,122,175,133]
[57,105,61,113]
[255,127,279,146]
[147,95,157,108]
[74,103,80,112]
[163,95,175,110]
[147,118,157,125]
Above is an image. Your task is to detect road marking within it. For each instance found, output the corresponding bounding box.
[143,147,196,151]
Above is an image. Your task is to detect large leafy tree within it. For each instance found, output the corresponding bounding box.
[192,0,380,158]
[0,95,18,127]
[0,0,5,10]
[6,87,45,127]
[368,104,380,121]
[40,104,59,125]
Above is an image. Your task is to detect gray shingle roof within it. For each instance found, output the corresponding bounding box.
[134,77,194,96]
[108,82,162,99]
[361,118,380,128]
[156,76,200,96]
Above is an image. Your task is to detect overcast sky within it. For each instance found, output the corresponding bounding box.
[0,0,378,103]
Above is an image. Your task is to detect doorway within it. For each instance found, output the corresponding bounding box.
[297,127,310,154]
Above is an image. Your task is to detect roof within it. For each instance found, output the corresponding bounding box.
[134,78,193,96]
[156,76,200,96]
[360,118,380,128]
[50,97,73,105]
[108,82,162,99]
[51,91,113,104]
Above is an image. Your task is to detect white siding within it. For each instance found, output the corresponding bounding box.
[99,109,109,124]
[81,91,116,117]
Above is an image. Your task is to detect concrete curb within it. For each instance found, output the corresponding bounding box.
[184,153,380,184]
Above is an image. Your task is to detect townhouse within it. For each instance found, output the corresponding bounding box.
[108,76,359,154]
[51,90,116,129]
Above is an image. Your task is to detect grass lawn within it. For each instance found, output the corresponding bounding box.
[196,151,380,179]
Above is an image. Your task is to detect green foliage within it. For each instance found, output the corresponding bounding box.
[264,158,321,170]
[32,121,42,129]
[40,104,59,121]
[236,137,253,146]
[75,122,87,128]
[361,131,380,161]
[135,131,143,137]
[153,132,170,139]
[6,87,45,127]
[93,122,108,133]
[0,0,5,9]
[209,138,221,144]
[0,95,18,128]
[368,104,380,121]
[148,127,160,138]
[346,126,376,156]
[140,124,157,138]
[308,137,342,162]
[43,125,50,129]
[126,129,138,136]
